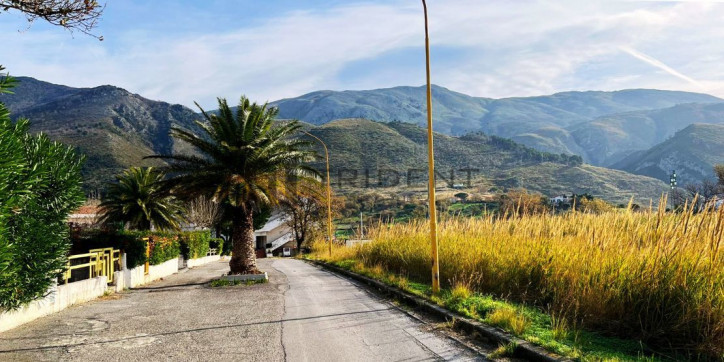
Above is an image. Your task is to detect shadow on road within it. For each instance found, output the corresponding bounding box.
[0,308,392,353]
[130,282,210,291]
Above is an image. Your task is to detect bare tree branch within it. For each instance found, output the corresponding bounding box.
[1,0,104,39]
[186,196,223,229]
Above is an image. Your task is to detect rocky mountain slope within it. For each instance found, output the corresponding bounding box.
[517,102,724,167]
[1,77,199,190]
[612,123,724,185]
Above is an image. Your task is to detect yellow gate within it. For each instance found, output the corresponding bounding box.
[62,248,121,284]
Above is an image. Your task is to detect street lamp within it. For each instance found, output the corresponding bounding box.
[303,131,334,257]
[670,170,677,209]
[422,0,440,294]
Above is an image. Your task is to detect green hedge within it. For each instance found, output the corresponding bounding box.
[71,229,219,268]
[180,231,211,259]
[147,233,181,265]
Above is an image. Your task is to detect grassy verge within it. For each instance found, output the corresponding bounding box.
[209,278,268,287]
[315,257,657,361]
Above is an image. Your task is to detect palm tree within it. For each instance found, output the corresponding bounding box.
[149,96,319,274]
[99,167,184,231]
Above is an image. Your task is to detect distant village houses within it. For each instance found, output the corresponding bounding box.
[67,203,102,228]
[549,194,571,206]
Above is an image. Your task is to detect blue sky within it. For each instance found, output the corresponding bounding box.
[2,0,724,108]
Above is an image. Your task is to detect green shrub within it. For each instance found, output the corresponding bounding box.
[122,233,148,268]
[72,229,221,268]
[146,232,180,265]
[0,96,85,310]
[180,230,211,259]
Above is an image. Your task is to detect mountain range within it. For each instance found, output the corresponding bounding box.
[271,85,723,184]
[3,76,721,201]
[613,123,724,185]
[302,119,666,204]
[1,77,199,190]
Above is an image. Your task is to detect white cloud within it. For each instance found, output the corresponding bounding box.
[2,0,724,107]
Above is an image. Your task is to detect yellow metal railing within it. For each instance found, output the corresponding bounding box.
[62,248,121,284]
[89,248,121,283]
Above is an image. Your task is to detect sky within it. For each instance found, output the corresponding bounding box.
[2,0,724,108]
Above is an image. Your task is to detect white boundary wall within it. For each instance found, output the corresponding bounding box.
[0,276,108,333]
[113,257,179,291]
[113,254,221,292]
[2,253,224,332]
[187,255,220,268]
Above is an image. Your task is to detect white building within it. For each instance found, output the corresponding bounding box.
[254,213,296,257]
[549,195,571,205]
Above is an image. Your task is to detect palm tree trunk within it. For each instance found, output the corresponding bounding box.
[229,206,259,274]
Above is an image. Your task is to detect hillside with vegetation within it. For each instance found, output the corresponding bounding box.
[518,102,724,169]
[275,86,724,184]
[304,119,667,204]
[613,123,724,185]
[0,77,674,201]
[0,77,200,190]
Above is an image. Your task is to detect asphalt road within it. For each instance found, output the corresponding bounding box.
[0,258,481,361]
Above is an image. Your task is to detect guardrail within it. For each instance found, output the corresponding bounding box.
[62,248,121,284]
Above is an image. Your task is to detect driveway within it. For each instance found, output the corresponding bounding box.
[0,258,481,361]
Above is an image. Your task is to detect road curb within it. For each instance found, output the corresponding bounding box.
[307,259,571,362]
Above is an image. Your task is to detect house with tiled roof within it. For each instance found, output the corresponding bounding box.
[67,203,102,227]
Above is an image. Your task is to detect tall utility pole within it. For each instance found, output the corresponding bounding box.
[303,131,333,256]
[670,170,677,209]
[422,0,440,294]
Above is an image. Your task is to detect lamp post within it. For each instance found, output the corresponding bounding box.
[670,170,677,209]
[422,0,440,294]
[303,131,334,257]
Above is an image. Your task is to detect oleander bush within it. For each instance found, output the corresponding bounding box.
[314,201,723,360]
[0,100,85,310]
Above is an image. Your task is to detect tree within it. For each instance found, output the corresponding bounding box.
[149,97,319,274]
[1,0,104,38]
[454,192,469,203]
[283,195,325,251]
[98,167,184,231]
[714,164,724,191]
[684,178,718,200]
[0,82,85,309]
[281,179,338,250]
[579,198,614,214]
[499,189,549,216]
[186,196,223,229]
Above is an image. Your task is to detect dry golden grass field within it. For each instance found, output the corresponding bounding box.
[313,199,723,360]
